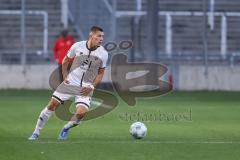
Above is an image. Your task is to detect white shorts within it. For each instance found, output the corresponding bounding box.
[52,91,91,109]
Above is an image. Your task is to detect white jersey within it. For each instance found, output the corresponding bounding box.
[66,41,108,86]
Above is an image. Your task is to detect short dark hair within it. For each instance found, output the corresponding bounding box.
[90,26,103,32]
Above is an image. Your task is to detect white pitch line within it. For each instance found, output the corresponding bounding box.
[35,141,240,144]
[2,140,240,144]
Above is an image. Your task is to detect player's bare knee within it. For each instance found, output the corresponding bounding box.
[76,110,87,119]
[75,106,88,119]
[76,113,86,119]
[47,99,60,111]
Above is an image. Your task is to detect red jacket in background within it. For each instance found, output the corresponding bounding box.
[53,35,75,64]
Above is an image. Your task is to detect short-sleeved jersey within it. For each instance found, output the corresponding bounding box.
[66,41,108,86]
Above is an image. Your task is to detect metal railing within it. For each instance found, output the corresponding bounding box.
[115,11,240,57]
[0,10,48,56]
[65,0,240,66]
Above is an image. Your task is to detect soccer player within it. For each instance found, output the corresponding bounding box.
[29,26,108,140]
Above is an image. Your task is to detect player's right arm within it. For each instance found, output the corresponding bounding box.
[61,56,72,82]
[61,42,78,82]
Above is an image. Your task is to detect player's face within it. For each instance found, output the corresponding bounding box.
[91,31,104,47]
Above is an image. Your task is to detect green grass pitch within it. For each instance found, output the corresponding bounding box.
[0,90,240,160]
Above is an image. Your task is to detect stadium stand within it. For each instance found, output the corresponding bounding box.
[0,0,76,64]
[1,0,240,64]
[115,0,240,55]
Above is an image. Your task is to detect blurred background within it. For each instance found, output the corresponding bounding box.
[0,0,240,91]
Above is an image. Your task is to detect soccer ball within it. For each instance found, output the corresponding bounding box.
[129,122,147,139]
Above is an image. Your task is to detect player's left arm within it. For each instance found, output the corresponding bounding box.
[92,68,105,88]
[92,51,108,88]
